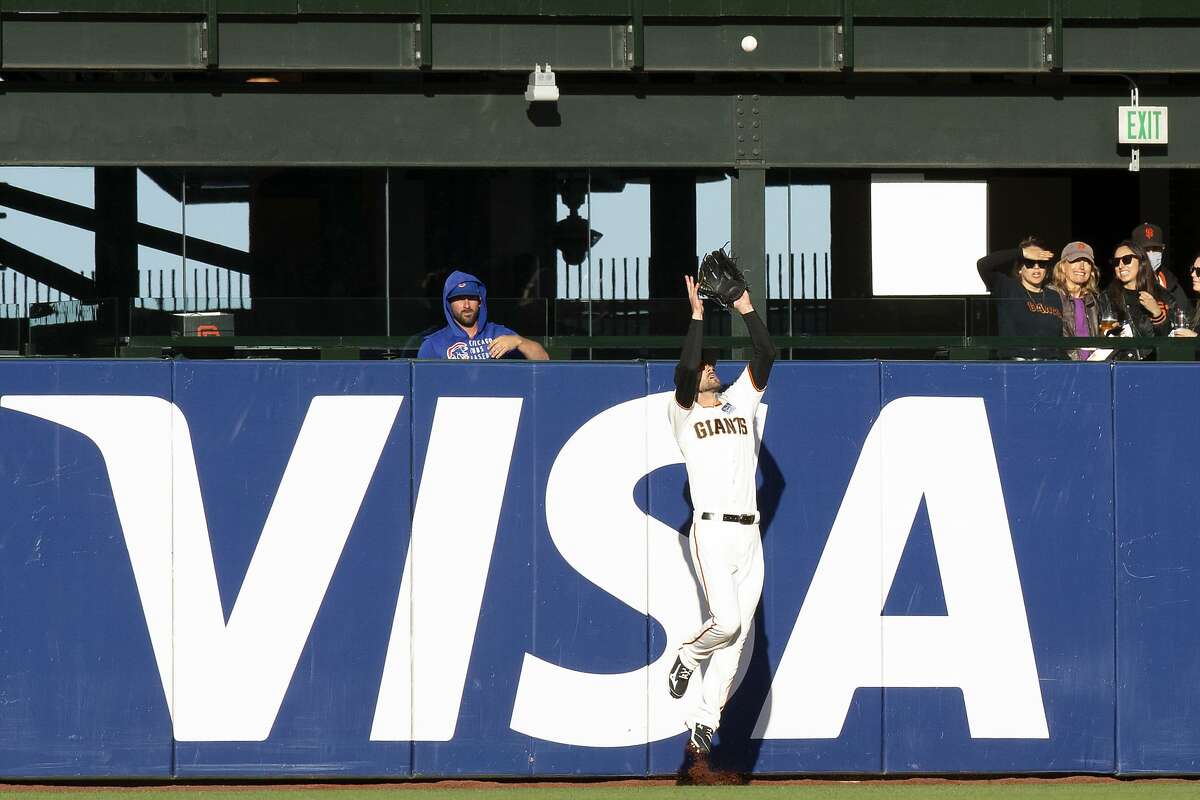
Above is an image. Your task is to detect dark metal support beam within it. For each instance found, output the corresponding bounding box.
[0,182,93,229]
[730,166,764,356]
[0,88,1195,168]
[830,175,871,299]
[841,0,854,71]
[94,168,138,332]
[6,4,1200,75]
[205,0,220,68]
[419,0,431,68]
[0,182,252,272]
[630,0,644,71]
[0,239,96,299]
[137,224,252,273]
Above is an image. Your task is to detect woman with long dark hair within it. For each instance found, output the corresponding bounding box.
[1168,254,1200,338]
[1105,240,1176,358]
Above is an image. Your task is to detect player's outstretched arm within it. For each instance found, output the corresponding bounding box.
[732,290,775,390]
[674,275,705,408]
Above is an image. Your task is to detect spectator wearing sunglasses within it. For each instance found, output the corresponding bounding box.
[1131,222,1194,320]
[1105,240,1176,360]
[1051,241,1111,361]
[977,236,1064,359]
[1169,255,1200,338]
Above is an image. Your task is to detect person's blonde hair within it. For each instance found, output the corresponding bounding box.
[1052,257,1099,297]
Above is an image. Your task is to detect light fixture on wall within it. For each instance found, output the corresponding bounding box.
[525,64,559,103]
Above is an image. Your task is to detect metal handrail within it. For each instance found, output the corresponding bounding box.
[119,334,1200,361]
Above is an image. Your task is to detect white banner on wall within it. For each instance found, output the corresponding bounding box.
[871,178,988,296]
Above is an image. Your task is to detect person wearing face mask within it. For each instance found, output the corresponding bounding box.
[976,236,1064,359]
[1050,241,1111,360]
[1105,239,1177,360]
[1131,223,1194,320]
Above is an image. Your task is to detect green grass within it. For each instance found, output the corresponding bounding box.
[2,783,1200,800]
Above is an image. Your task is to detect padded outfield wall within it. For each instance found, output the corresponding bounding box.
[0,359,1195,778]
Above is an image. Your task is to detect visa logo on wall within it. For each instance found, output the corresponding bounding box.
[0,387,1047,747]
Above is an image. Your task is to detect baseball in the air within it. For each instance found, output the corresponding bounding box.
[741,35,758,53]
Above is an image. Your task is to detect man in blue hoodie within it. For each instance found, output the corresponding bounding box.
[418,270,550,360]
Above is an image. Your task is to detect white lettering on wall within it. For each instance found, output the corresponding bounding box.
[1,394,402,741]
[510,391,766,747]
[371,397,523,741]
[755,396,1047,740]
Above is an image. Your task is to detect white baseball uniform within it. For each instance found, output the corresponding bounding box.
[668,365,766,732]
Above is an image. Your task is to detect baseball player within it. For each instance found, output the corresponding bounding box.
[667,272,775,757]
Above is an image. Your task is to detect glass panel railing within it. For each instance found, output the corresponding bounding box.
[126,297,550,358]
[102,295,1200,362]
[0,304,24,354]
[131,297,386,338]
[763,297,970,337]
[25,299,118,357]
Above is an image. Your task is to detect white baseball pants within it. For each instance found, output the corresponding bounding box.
[677,516,765,732]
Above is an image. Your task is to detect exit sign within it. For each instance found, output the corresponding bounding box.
[1119,106,1169,145]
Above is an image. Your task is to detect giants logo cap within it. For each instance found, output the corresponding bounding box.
[1060,241,1095,264]
[1131,222,1164,247]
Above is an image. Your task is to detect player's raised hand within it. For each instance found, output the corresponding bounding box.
[685,275,704,320]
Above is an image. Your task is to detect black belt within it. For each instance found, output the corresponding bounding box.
[700,512,757,525]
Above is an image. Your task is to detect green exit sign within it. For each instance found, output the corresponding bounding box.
[1119,106,1168,145]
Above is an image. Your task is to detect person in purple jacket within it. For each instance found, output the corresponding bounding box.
[417,270,549,360]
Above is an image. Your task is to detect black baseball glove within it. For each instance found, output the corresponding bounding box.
[700,248,744,309]
[696,249,748,308]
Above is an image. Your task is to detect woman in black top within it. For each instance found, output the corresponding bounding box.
[1105,240,1175,359]
[1167,253,1200,337]
[977,236,1063,358]
[1189,254,1200,332]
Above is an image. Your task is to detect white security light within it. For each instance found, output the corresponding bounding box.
[525,64,559,103]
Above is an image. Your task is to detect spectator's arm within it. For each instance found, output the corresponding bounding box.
[1170,282,1194,322]
[516,336,550,360]
[1150,295,1173,332]
[976,248,1020,292]
[487,333,548,360]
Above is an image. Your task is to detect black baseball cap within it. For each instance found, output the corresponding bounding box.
[1132,222,1165,248]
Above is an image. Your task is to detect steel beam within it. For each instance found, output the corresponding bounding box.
[5,8,1200,73]
[0,86,1195,169]
[0,239,95,298]
[0,183,252,272]
[730,166,764,353]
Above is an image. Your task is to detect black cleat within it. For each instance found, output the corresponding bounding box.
[687,723,714,755]
[667,656,694,698]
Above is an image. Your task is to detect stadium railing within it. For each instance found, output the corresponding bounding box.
[3,296,1199,362]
